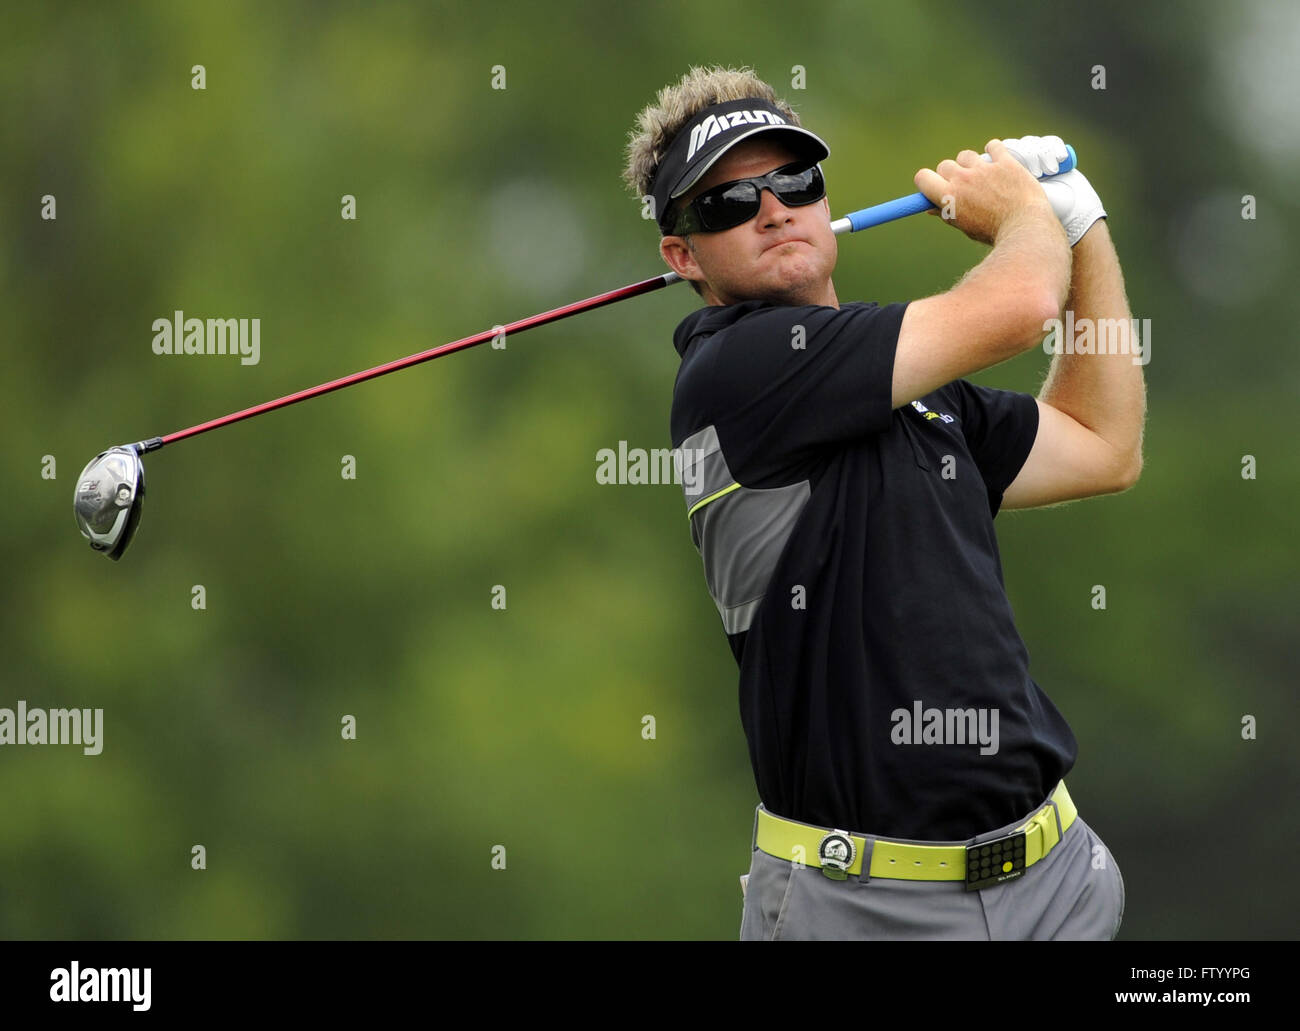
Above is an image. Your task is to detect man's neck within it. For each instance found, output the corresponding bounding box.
[705,280,840,309]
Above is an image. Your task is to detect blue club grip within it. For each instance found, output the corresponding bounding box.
[841,143,1076,233]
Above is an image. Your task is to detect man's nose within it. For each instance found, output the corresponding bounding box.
[757,185,794,227]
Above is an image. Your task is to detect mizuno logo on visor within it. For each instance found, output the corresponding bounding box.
[686,109,789,162]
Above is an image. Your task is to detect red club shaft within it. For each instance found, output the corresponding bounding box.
[157,272,679,448]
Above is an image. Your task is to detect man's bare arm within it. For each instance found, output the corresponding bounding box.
[1041,220,1146,474]
[1002,220,1147,509]
[893,141,1071,409]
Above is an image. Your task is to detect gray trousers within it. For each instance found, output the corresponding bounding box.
[739,796,1126,940]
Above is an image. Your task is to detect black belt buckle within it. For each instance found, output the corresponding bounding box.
[964,829,1027,892]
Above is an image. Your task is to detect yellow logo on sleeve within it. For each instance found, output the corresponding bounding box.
[910,400,955,424]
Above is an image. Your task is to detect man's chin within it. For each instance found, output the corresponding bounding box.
[710,262,834,306]
[754,271,830,307]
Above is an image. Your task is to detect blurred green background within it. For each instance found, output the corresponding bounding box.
[1,0,1295,939]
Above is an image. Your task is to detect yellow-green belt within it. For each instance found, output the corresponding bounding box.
[755,781,1076,883]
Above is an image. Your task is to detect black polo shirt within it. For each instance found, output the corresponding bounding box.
[669,299,1078,841]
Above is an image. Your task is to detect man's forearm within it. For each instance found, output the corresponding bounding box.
[984,203,1072,313]
[1038,220,1146,477]
[949,204,1071,355]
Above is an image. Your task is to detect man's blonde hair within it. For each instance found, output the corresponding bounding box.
[622,66,802,297]
[622,65,802,201]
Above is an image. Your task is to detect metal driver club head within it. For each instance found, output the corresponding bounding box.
[74,446,146,560]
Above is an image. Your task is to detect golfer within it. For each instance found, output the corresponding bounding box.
[623,66,1144,940]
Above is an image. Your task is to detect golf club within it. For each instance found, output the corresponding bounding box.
[74,144,1076,559]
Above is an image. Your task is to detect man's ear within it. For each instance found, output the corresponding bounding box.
[660,234,705,287]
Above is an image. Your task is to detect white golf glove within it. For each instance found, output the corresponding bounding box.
[1001,134,1106,246]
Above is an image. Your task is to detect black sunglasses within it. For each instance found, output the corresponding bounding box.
[669,162,826,235]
